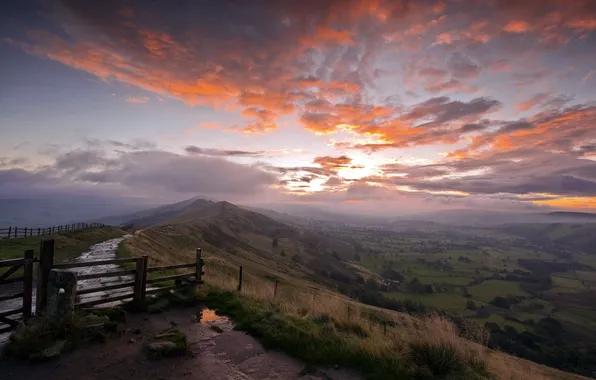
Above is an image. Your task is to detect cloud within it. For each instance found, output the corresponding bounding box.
[125,96,149,103]
[515,93,573,112]
[503,20,532,33]
[0,146,279,198]
[377,149,596,198]
[5,0,596,211]
[425,79,479,94]
[185,146,276,157]
[313,155,353,172]
[582,70,596,84]
[447,52,481,79]
[513,70,549,87]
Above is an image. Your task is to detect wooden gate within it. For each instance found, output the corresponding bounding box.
[0,250,35,334]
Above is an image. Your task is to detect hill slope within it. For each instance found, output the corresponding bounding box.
[119,201,590,380]
[123,200,360,289]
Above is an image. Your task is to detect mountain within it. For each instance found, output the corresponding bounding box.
[547,211,596,220]
[123,200,360,287]
[96,197,214,227]
[498,222,596,254]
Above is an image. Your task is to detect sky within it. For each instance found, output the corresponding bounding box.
[1,0,596,215]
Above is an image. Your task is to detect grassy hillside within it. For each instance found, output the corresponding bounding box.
[119,201,592,380]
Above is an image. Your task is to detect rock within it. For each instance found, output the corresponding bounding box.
[209,325,224,333]
[30,340,67,361]
[146,341,179,357]
[133,328,142,335]
[147,298,170,314]
[128,338,136,344]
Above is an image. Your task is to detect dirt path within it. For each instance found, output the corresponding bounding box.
[0,306,363,380]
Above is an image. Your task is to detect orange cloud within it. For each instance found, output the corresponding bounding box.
[196,122,221,130]
[504,20,532,33]
[313,155,352,172]
[532,196,596,209]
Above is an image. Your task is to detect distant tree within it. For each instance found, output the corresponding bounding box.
[461,287,470,297]
[332,251,340,260]
[466,299,476,310]
[354,253,361,262]
[423,284,434,294]
[364,278,379,291]
[489,296,510,309]
[381,268,404,282]
[272,237,279,248]
[475,306,491,318]
[280,250,286,257]
[291,254,303,264]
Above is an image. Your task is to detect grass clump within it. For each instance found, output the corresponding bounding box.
[144,328,188,359]
[3,308,126,361]
[203,288,493,380]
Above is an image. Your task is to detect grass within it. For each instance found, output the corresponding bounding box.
[115,240,184,287]
[123,224,592,380]
[551,276,584,290]
[0,227,125,262]
[386,292,471,311]
[0,227,125,278]
[468,281,529,303]
[202,287,491,380]
[3,308,125,361]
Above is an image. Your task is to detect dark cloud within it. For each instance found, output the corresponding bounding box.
[0,148,278,198]
[378,149,596,197]
[498,121,535,134]
[406,97,502,126]
[460,123,489,133]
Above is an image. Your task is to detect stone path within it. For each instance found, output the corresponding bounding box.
[0,306,364,380]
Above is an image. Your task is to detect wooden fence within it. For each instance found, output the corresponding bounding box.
[0,250,36,334]
[0,240,204,333]
[0,223,105,239]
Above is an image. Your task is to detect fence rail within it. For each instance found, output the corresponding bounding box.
[0,241,205,333]
[0,223,105,239]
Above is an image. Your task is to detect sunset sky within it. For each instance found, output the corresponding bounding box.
[1,0,596,215]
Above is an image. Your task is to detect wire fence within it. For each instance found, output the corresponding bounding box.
[0,223,105,239]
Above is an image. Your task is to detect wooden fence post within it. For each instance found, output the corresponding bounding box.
[7,226,11,238]
[237,266,243,292]
[37,228,40,236]
[195,248,204,285]
[134,256,148,305]
[24,227,27,237]
[14,226,18,238]
[23,250,34,321]
[36,239,55,314]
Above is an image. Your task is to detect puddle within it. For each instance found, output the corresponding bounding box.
[199,308,227,324]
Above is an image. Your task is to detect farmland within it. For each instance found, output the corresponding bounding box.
[308,221,596,337]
